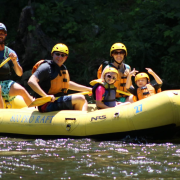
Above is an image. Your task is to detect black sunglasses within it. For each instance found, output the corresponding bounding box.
[113,51,125,55]
[107,74,117,80]
[54,52,67,57]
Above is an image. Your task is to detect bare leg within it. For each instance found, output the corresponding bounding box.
[71,95,88,111]
[9,83,33,106]
[125,95,134,103]
[0,85,4,108]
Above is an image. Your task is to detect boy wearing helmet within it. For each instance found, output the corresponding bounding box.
[90,67,130,109]
[97,42,132,103]
[126,68,162,102]
[28,43,92,112]
[0,23,33,108]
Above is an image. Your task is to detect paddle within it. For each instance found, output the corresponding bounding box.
[0,57,11,68]
[28,91,92,107]
[116,89,131,96]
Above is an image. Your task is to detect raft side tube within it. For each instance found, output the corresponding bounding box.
[128,91,178,130]
[0,109,88,136]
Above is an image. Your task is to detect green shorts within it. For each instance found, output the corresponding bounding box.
[116,97,126,103]
[0,80,16,101]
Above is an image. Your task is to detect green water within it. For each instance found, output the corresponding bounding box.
[0,136,180,179]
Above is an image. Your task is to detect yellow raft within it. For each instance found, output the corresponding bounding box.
[1,90,180,137]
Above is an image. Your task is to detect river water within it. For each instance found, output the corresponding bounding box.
[1,97,180,179]
[0,134,180,179]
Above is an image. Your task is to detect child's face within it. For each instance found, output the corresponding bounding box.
[136,78,147,88]
[105,72,117,84]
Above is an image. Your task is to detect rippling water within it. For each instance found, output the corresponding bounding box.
[0,135,180,179]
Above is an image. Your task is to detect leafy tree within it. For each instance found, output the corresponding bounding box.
[1,0,180,89]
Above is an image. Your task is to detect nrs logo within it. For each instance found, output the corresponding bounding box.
[91,115,106,121]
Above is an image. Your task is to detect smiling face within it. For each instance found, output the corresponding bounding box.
[104,72,118,85]
[0,30,7,44]
[52,51,68,66]
[136,77,148,88]
[111,50,125,64]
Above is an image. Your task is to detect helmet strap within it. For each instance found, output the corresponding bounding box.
[114,59,123,69]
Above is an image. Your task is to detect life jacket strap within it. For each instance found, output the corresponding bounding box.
[143,92,150,95]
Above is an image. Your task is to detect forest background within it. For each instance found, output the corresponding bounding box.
[1,0,180,93]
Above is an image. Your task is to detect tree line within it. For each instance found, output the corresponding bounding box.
[1,0,180,89]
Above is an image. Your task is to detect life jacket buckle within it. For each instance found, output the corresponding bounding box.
[141,86,147,90]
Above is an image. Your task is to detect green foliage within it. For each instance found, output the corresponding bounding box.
[0,0,29,43]
[2,0,180,88]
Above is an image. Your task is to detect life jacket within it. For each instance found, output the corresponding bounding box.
[90,79,116,108]
[133,84,160,102]
[97,61,130,98]
[0,46,12,80]
[32,60,70,96]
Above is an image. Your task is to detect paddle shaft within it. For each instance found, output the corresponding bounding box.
[0,57,11,68]
[116,89,131,96]
[29,91,92,107]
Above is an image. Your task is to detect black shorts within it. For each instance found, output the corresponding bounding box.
[39,95,73,112]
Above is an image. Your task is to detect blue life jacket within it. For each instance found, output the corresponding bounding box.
[91,79,116,108]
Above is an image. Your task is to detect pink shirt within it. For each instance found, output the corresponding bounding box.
[95,85,105,101]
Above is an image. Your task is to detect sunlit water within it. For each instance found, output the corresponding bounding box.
[0,136,180,179]
[1,97,180,179]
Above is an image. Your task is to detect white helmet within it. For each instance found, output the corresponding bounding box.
[0,23,7,33]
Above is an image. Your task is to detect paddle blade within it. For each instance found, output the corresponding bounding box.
[28,96,52,107]
[0,57,11,68]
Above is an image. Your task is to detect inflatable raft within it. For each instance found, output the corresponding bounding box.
[1,90,180,137]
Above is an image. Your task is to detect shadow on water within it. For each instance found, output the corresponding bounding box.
[91,124,180,144]
[1,124,180,144]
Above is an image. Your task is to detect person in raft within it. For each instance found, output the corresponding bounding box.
[97,42,133,102]
[0,23,33,108]
[90,67,130,109]
[28,43,92,112]
[125,68,163,102]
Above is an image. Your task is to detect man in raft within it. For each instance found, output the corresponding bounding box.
[126,68,162,102]
[28,43,92,112]
[0,23,33,108]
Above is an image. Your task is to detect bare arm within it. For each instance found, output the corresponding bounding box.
[125,68,139,89]
[69,81,92,92]
[28,75,55,101]
[146,68,162,84]
[96,100,113,109]
[9,52,23,76]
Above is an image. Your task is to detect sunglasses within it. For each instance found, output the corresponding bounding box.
[54,52,67,57]
[113,51,125,55]
[106,74,117,81]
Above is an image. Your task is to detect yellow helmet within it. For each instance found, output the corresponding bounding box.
[110,42,127,57]
[103,67,119,77]
[135,73,150,82]
[51,43,69,55]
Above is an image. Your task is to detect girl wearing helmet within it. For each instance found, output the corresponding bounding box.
[90,67,130,109]
[126,68,163,102]
[97,42,132,103]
